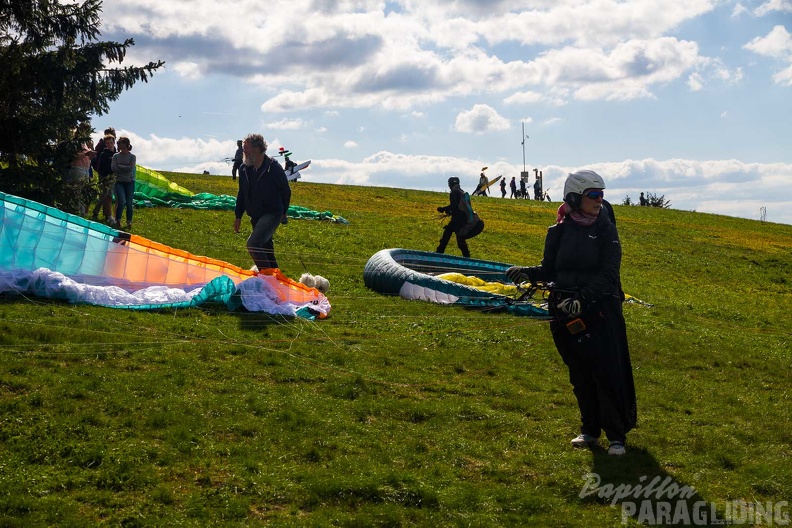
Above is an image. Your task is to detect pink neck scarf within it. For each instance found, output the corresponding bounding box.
[556,202,598,226]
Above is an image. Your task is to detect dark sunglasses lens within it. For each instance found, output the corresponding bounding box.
[587,191,603,199]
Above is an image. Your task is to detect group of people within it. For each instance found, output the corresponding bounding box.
[61,125,136,230]
[435,170,636,456]
[232,137,636,456]
[474,173,548,201]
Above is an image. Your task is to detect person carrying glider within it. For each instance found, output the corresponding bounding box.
[233,133,291,271]
[435,176,484,258]
[473,169,489,196]
[284,154,297,174]
[504,170,636,456]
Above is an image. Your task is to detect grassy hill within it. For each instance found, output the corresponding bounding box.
[1,172,790,526]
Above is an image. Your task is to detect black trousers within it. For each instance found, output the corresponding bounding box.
[436,220,484,258]
[550,299,636,443]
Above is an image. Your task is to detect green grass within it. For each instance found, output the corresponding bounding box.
[1,172,790,526]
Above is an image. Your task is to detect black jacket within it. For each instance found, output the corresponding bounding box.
[96,148,115,178]
[438,186,468,230]
[531,210,622,302]
[234,157,291,222]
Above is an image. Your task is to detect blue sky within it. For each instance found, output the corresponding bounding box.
[94,0,792,225]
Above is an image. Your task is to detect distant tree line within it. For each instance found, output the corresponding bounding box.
[622,192,672,208]
[0,0,163,207]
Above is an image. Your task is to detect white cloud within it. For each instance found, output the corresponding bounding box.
[688,71,704,90]
[264,118,307,130]
[755,0,792,16]
[454,104,511,134]
[503,91,544,105]
[731,3,750,17]
[744,26,792,59]
[773,64,792,85]
[172,61,202,79]
[344,141,359,148]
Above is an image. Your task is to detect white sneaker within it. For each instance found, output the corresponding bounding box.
[571,434,599,449]
[608,442,626,456]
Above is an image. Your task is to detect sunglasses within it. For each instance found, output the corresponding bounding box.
[585,190,604,199]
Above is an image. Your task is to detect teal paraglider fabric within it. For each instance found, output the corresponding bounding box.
[363,248,548,317]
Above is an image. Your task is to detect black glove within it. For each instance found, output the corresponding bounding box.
[556,295,585,317]
[437,206,445,213]
[505,266,536,285]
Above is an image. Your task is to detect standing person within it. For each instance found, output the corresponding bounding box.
[474,171,489,196]
[435,177,484,258]
[111,136,136,230]
[519,177,527,199]
[284,154,297,175]
[639,192,647,206]
[500,177,507,198]
[92,127,116,160]
[509,176,517,199]
[91,134,117,225]
[505,170,636,456]
[60,123,96,216]
[233,133,291,271]
[231,140,243,181]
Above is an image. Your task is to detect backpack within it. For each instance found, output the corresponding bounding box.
[457,192,482,237]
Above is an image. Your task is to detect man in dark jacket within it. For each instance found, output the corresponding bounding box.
[233,134,291,271]
[435,177,484,258]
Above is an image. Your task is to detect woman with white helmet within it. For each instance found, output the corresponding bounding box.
[505,170,637,456]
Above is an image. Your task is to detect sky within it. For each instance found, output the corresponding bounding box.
[91,0,792,225]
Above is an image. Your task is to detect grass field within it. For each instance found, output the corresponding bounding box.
[1,172,790,526]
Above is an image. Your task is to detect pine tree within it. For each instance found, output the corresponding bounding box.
[0,0,163,205]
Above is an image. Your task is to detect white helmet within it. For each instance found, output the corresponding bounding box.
[564,170,605,208]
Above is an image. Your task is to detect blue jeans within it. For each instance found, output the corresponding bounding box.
[247,213,281,270]
[115,181,135,225]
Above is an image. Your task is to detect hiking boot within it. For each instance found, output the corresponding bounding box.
[608,441,626,456]
[571,434,599,449]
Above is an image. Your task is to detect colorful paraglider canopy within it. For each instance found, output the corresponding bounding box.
[0,191,331,318]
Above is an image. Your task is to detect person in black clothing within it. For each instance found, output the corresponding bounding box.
[639,192,647,206]
[231,140,243,181]
[284,155,297,174]
[233,134,291,271]
[435,176,484,258]
[91,134,117,225]
[505,170,636,456]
